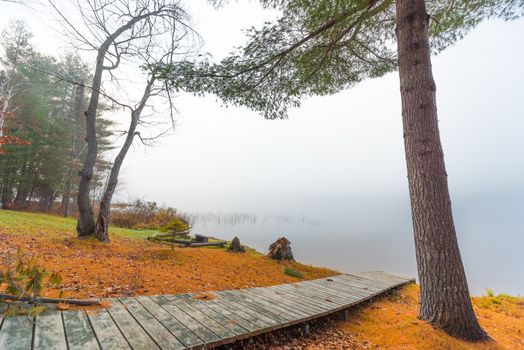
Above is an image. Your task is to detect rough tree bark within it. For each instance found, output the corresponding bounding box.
[94,80,154,242]
[395,0,488,341]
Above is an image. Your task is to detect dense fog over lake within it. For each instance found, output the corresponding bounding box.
[180,191,524,296]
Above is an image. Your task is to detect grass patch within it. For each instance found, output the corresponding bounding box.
[485,289,495,297]
[0,209,157,239]
[474,289,524,319]
[283,266,303,279]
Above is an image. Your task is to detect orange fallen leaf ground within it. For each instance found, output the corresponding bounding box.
[339,284,524,350]
[2,211,522,349]
[0,215,337,299]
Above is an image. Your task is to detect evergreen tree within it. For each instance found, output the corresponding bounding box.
[0,21,114,212]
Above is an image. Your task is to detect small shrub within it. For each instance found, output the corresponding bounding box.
[161,218,191,234]
[485,289,495,297]
[111,199,189,230]
[283,267,303,279]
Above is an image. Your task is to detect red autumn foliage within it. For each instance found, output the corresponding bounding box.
[0,110,30,154]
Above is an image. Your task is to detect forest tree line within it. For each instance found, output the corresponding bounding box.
[0,20,114,215]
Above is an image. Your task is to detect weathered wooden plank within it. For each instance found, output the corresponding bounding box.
[215,293,280,326]
[34,309,68,350]
[151,295,220,344]
[354,271,413,285]
[237,289,310,319]
[328,275,387,294]
[295,282,361,303]
[281,283,351,307]
[173,294,250,335]
[270,283,338,307]
[266,285,331,313]
[308,278,372,297]
[106,299,159,350]
[0,314,33,350]
[307,279,373,300]
[136,296,204,348]
[242,288,316,318]
[354,271,406,283]
[334,276,405,298]
[87,309,130,350]
[119,298,186,350]
[338,274,393,289]
[218,291,292,327]
[219,291,296,324]
[272,284,345,309]
[251,286,327,314]
[309,280,367,301]
[325,276,385,295]
[185,295,264,333]
[62,310,100,350]
[301,281,366,302]
[210,296,273,329]
[380,271,415,281]
[163,295,236,341]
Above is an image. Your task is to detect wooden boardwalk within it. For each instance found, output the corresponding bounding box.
[0,271,414,350]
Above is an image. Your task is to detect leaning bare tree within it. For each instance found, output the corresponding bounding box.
[94,9,200,242]
[47,0,196,238]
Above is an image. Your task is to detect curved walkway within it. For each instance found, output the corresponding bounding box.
[0,271,414,350]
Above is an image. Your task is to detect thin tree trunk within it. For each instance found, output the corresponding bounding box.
[14,160,31,209]
[0,71,9,148]
[63,165,73,217]
[395,0,488,341]
[0,71,5,149]
[95,80,154,242]
[94,117,138,242]
[65,84,84,217]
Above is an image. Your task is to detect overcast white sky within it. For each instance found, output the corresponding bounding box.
[1,0,523,213]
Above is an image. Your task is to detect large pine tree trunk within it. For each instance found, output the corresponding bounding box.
[395,0,488,341]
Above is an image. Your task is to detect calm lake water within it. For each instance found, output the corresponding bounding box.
[184,192,524,296]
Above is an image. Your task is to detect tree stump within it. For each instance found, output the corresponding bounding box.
[228,237,245,253]
[267,237,294,261]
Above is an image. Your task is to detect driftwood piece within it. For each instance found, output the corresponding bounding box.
[185,241,226,247]
[151,231,190,238]
[194,234,209,242]
[148,240,226,248]
[267,237,295,261]
[227,237,245,253]
[0,294,102,306]
[148,238,193,245]
[148,232,190,241]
